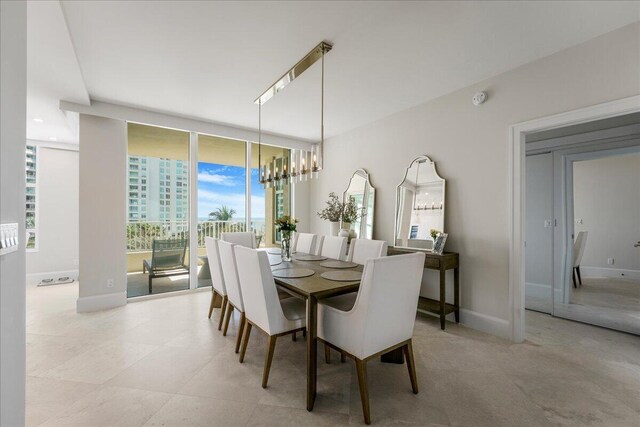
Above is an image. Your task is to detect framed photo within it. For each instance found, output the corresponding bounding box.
[409,225,419,239]
[432,233,448,255]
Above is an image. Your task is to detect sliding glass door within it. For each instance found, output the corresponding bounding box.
[125,124,292,297]
[196,134,247,287]
[126,123,190,297]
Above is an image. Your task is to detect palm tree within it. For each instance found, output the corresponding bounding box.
[208,205,236,221]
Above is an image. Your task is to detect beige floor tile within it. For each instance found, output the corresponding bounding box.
[40,386,172,427]
[41,340,158,384]
[26,376,98,427]
[26,334,99,377]
[107,345,215,393]
[510,373,640,426]
[423,368,553,427]
[246,404,350,426]
[142,394,256,427]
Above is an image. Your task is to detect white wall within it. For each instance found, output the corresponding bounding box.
[310,23,640,338]
[26,144,79,284]
[0,1,27,425]
[574,153,640,273]
[78,114,128,312]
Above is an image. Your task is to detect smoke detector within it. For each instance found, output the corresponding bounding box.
[472,92,487,106]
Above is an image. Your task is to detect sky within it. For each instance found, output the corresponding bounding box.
[197,162,265,220]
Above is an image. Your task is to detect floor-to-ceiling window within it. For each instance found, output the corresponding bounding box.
[126,123,190,297]
[196,134,247,286]
[125,124,293,297]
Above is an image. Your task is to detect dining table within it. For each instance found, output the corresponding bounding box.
[263,250,363,411]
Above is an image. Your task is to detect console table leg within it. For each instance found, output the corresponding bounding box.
[439,267,446,330]
[454,266,460,323]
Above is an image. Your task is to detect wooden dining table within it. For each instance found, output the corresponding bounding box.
[264,251,363,411]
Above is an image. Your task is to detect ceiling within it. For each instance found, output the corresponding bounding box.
[27,1,640,144]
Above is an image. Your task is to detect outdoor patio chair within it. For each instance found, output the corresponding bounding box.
[142,238,189,294]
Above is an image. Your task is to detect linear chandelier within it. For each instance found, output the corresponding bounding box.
[255,41,332,189]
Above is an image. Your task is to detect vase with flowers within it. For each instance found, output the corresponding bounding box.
[342,196,360,241]
[275,215,298,262]
[317,192,343,236]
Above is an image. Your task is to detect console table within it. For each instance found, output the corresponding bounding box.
[388,246,460,330]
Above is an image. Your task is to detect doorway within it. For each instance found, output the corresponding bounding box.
[524,114,640,334]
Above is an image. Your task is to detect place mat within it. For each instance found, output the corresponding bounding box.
[269,259,282,267]
[272,268,315,279]
[321,270,362,282]
[294,254,327,261]
[319,260,358,269]
[266,249,282,255]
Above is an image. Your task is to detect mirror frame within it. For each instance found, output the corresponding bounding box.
[394,155,446,249]
[343,168,375,239]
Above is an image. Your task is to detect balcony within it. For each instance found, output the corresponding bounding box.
[126,220,268,297]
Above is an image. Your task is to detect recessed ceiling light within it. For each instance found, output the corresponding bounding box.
[33,118,44,123]
[49,137,57,141]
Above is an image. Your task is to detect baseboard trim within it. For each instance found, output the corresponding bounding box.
[459,309,511,340]
[77,291,126,313]
[417,307,512,340]
[27,269,79,286]
[581,266,640,281]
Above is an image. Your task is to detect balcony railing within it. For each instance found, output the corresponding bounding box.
[126,220,266,252]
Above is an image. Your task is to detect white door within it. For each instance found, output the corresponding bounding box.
[525,153,554,313]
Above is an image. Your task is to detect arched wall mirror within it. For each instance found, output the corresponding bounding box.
[343,169,375,239]
[394,156,445,249]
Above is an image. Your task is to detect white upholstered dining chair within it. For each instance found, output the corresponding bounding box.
[221,232,256,249]
[234,246,307,388]
[319,236,347,260]
[218,241,246,353]
[205,237,228,330]
[318,252,425,424]
[294,232,317,254]
[347,238,388,265]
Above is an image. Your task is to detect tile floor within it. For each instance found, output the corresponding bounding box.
[26,283,640,426]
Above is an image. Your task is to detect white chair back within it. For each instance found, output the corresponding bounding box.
[218,240,244,311]
[221,232,256,249]
[295,233,316,254]
[320,236,347,260]
[573,231,588,268]
[339,253,425,359]
[314,236,325,255]
[205,237,226,296]
[347,238,388,265]
[234,246,293,336]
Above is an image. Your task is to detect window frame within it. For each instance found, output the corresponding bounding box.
[25,144,39,252]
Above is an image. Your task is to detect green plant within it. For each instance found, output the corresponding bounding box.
[275,215,298,240]
[317,192,343,222]
[342,196,360,224]
[208,205,236,221]
[430,229,441,240]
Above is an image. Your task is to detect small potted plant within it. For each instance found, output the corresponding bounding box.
[341,196,360,240]
[275,215,298,261]
[317,192,343,236]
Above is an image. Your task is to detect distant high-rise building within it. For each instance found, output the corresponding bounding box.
[127,156,188,223]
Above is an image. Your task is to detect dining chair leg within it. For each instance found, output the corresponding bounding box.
[292,332,297,342]
[208,290,217,319]
[576,265,583,286]
[262,335,278,388]
[341,352,346,363]
[218,295,228,330]
[572,269,577,288]
[235,312,246,354]
[355,359,371,425]
[403,340,419,394]
[239,322,252,363]
[223,302,234,336]
[324,344,331,364]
